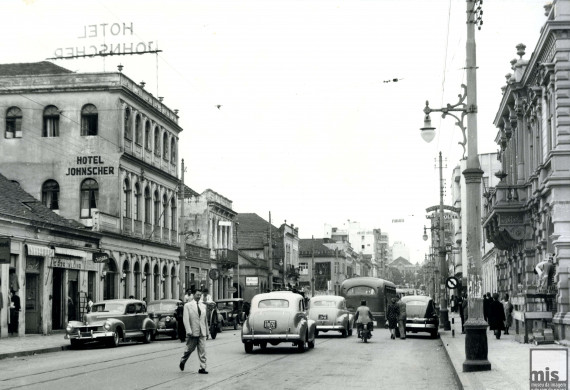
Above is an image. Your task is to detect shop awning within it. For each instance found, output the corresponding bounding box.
[54,247,87,258]
[26,244,54,257]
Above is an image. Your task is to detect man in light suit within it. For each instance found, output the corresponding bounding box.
[179,290,209,374]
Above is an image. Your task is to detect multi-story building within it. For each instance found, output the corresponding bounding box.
[0,62,182,312]
[483,1,570,343]
[181,188,237,300]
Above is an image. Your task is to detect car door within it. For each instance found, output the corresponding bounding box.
[124,303,137,331]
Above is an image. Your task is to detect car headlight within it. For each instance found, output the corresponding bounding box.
[66,325,73,333]
[165,316,171,322]
[104,321,111,330]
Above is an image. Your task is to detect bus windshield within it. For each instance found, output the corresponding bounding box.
[346,286,376,295]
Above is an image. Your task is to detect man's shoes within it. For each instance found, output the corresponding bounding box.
[179,361,185,371]
[198,368,208,374]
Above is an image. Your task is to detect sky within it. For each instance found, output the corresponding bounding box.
[3,0,547,264]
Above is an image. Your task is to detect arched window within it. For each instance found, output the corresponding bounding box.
[170,138,176,163]
[154,190,160,226]
[81,104,98,136]
[163,194,169,229]
[80,179,98,218]
[134,183,141,221]
[43,105,60,137]
[41,180,59,210]
[154,127,161,156]
[144,187,151,224]
[6,107,22,138]
[171,200,177,232]
[135,114,142,145]
[124,107,132,139]
[163,133,168,159]
[145,121,151,150]
[123,178,131,218]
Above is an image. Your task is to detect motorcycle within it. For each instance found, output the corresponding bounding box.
[357,323,372,343]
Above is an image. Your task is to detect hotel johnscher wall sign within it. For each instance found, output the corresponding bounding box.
[66,156,116,176]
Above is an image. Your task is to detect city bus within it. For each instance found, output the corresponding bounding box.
[340,277,397,327]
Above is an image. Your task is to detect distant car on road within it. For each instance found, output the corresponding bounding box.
[216,298,245,330]
[65,299,156,348]
[241,291,316,353]
[307,295,353,338]
[147,299,182,340]
[401,295,439,338]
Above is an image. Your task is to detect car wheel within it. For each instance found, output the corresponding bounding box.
[109,330,121,348]
[143,330,152,344]
[348,328,353,337]
[430,330,439,339]
[244,342,253,354]
[260,342,267,349]
[297,338,306,353]
[341,329,347,338]
[172,328,178,340]
[308,339,315,349]
[233,321,238,330]
[315,330,319,338]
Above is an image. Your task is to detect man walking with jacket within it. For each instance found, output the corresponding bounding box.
[179,290,209,374]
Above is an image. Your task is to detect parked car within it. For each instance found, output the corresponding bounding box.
[401,295,439,338]
[307,295,353,338]
[216,298,245,330]
[241,291,316,353]
[65,299,156,348]
[147,299,182,340]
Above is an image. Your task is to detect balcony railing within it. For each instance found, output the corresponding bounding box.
[215,249,238,270]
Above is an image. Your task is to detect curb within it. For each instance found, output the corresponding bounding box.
[0,345,70,361]
[439,333,465,390]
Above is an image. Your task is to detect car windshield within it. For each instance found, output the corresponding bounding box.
[92,303,125,314]
[312,300,337,307]
[258,299,289,308]
[218,302,237,311]
[346,286,376,295]
[147,302,177,312]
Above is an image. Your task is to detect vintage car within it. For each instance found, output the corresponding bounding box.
[401,295,439,338]
[65,299,156,347]
[147,299,182,340]
[241,291,316,353]
[216,298,245,330]
[307,295,353,337]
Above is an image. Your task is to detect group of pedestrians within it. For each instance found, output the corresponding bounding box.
[482,292,513,339]
[386,296,407,340]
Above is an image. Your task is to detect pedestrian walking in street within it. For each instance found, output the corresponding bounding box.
[386,297,400,340]
[184,287,195,303]
[9,290,21,335]
[175,300,186,343]
[397,296,407,340]
[488,292,506,339]
[459,292,467,334]
[179,290,209,374]
[502,293,513,335]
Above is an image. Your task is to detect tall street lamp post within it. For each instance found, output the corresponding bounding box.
[420,0,490,372]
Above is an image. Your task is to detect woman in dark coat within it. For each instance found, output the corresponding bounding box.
[386,297,400,340]
[488,293,506,339]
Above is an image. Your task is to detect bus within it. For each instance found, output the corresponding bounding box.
[340,277,397,326]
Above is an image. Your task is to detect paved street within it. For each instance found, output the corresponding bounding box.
[0,328,457,390]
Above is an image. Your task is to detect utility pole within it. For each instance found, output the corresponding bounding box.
[268,212,273,290]
[311,235,315,297]
[178,159,186,300]
[437,152,450,331]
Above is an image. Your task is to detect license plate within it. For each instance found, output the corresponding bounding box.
[80,332,92,337]
[318,314,328,320]
[264,320,277,329]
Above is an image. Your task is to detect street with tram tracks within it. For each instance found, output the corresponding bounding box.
[0,327,457,390]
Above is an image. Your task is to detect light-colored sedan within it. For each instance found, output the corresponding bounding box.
[307,295,353,338]
[241,291,316,353]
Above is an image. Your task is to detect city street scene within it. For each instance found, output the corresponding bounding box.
[1,0,570,389]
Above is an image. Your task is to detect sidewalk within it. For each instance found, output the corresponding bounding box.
[440,312,568,390]
[0,332,69,360]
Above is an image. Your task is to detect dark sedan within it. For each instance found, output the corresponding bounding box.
[401,295,439,338]
[147,299,182,340]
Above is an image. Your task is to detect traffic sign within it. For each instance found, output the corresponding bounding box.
[228,287,237,293]
[209,269,220,280]
[446,277,459,289]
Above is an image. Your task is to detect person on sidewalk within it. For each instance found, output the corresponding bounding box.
[502,293,513,335]
[386,297,400,340]
[9,290,21,335]
[488,292,506,339]
[459,294,468,334]
[397,296,407,340]
[483,292,491,323]
[179,290,209,374]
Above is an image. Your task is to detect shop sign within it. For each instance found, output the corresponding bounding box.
[0,237,10,264]
[246,277,259,286]
[92,252,109,263]
[51,257,97,271]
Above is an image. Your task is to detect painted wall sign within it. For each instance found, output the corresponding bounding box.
[53,22,159,59]
[0,237,10,264]
[66,155,115,176]
[246,277,259,286]
[51,257,97,271]
[92,252,109,263]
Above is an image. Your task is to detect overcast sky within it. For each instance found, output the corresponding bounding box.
[4,0,547,263]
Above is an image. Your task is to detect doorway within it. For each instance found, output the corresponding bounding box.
[52,268,64,329]
[25,273,40,333]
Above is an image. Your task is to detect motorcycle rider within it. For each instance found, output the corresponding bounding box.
[354,300,374,339]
